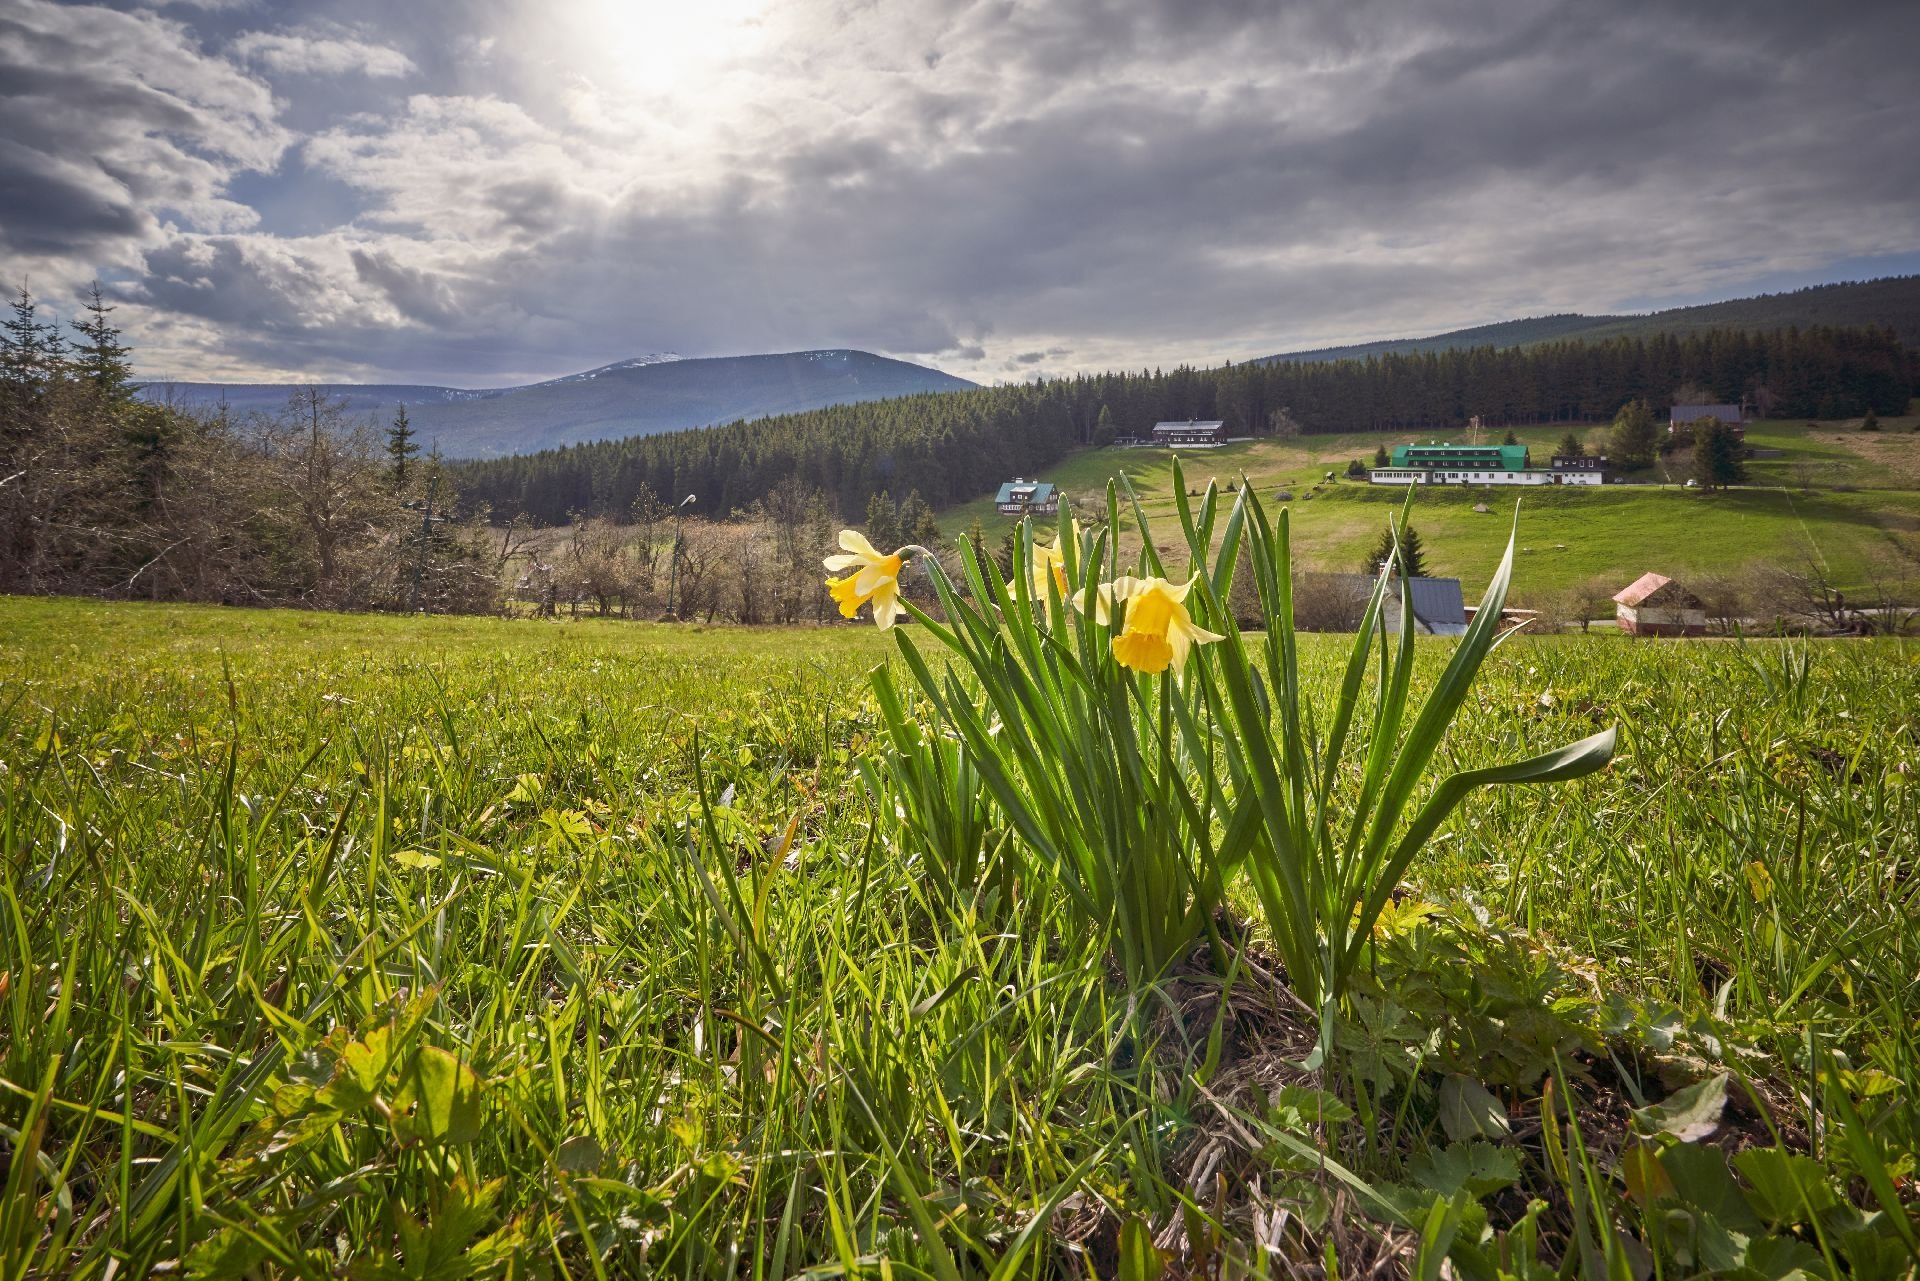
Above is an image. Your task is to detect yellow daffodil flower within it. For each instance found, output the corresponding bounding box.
[1008,521,1078,607]
[1073,574,1224,675]
[823,530,908,628]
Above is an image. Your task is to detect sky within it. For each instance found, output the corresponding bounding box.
[3,0,1917,388]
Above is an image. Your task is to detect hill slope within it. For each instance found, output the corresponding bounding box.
[1261,276,1920,364]
[141,350,976,457]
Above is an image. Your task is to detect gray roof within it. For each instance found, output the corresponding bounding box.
[1328,574,1468,631]
[1403,576,1467,628]
[1152,419,1225,433]
[1669,403,1743,424]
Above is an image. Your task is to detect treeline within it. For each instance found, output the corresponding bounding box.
[1,287,497,611]
[456,325,1916,524]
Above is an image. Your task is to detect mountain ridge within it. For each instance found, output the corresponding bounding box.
[139,349,976,458]
[1257,276,1920,364]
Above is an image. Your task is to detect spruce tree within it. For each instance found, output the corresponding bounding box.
[1609,398,1660,468]
[1558,430,1584,458]
[1691,421,1746,491]
[864,491,900,551]
[1366,524,1428,579]
[997,524,1019,579]
[70,283,134,402]
[387,405,420,490]
[897,489,940,546]
[1502,429,1519,446]
[1373,444,1389,466]
[1,286,66,395]
[963,516,989,570]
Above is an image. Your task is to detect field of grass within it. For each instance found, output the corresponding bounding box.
[941,417,1920,599]
[3,586,1916,1276]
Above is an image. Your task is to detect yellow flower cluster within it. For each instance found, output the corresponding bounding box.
[825,525,1224,675]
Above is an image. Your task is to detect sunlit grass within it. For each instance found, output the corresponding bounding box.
[2,591,1915,1274]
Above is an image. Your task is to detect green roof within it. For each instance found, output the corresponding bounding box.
[1389,443,1530,470]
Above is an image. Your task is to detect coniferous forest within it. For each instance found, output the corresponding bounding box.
[454,325,1916,524]
[0,288,498,609]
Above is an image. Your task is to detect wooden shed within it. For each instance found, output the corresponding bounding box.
[1613,572,1707,637]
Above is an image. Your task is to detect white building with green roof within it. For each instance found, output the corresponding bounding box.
[1370,441,1603,487]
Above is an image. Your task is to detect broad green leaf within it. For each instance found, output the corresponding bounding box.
[1630,1073,1727,1142]
[1733,1149,1839,1227]
[315,1024,390,1112]
[1410,1141,1520,1197]
[1656,1142,1763,1235]
[393,1046,486,1146]
[1438,1074,1511,1142]
[183,1226,271,1280]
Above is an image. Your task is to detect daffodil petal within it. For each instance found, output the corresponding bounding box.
[870,583,905,629]
[838,529,881,559]
[823,553,861,571]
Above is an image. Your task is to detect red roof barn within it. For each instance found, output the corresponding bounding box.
[1613,572,1707,637]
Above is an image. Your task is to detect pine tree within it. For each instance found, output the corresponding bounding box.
[1,286,66,395]
[997,525,1019,579]
[1502,429,1519,446]
[387,406,419,489]
[1093,404,1116,445]
[963,516,989,570]
[897,489,940,546]
[1609,398,1660,468]
[1691,421,1746,491]
[1373,444,1389,466]
[1860,410,1880,432]
[1558,430,1584,458]
[69,283,134,402]
[1365,524,1428,579]
[864,491,899,552]
[1346,458,1368,478]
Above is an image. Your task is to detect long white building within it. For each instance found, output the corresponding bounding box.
[1368,442,1606,486]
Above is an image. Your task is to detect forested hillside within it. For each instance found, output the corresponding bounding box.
[456,325,1917,523]
[1262,275,1920,363]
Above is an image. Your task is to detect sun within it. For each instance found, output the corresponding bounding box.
[566,0,771,102]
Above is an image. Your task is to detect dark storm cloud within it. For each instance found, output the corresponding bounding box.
[2,0,1916,383]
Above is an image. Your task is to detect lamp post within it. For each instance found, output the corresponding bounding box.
[665,493,696,619]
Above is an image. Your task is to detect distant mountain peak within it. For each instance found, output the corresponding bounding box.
[138,347,974,457]
[525,353,685,388]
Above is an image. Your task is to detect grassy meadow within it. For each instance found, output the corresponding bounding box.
[940,416,1920,600]
[3,576,1917,1275]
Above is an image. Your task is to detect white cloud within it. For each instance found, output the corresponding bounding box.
[230,31,416,78]
[0,0,286,279]
[6,0,1919,386]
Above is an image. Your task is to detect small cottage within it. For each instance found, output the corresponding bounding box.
[1613,572,1707,636]
[994,478,1059,516]
[1334,574,1469,636]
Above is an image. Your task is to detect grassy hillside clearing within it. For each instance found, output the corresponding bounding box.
[940,415,1920,599]
[2,594,1917,1274]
